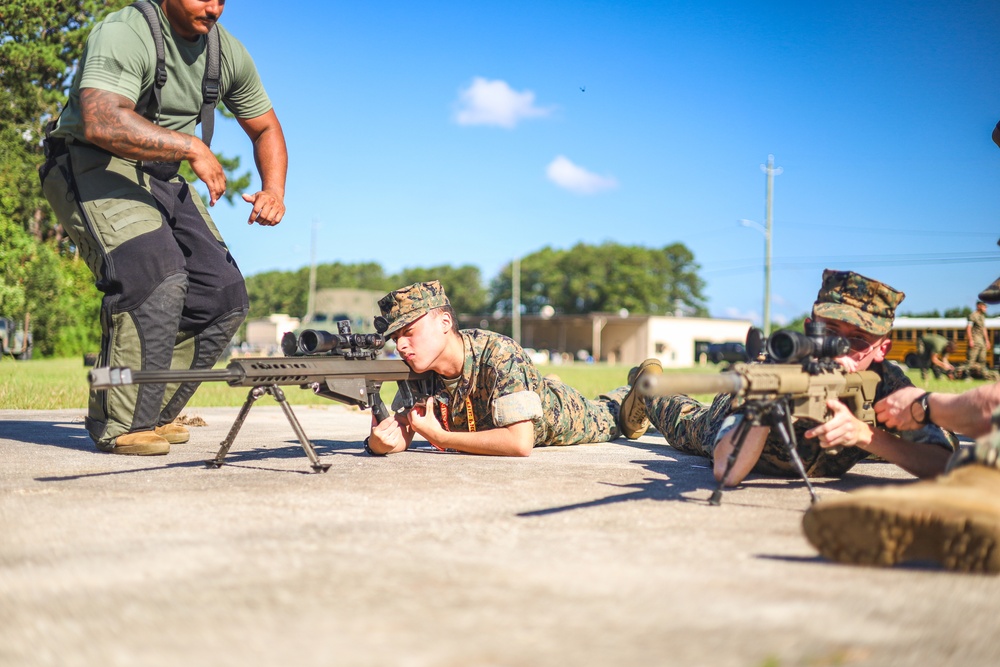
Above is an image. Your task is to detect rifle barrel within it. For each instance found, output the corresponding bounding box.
[89,366,243,388]
[88,357,424,390]
[638,372,745,397]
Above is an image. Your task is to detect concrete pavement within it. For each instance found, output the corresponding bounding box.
[1,404,998,667]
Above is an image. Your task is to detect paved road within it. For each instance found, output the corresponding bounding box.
[1,405,997,667]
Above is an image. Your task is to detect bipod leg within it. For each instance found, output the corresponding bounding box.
[709,406,756,506]
[769,400,818,503]
[268,385,331,473]
[207,386,266,468]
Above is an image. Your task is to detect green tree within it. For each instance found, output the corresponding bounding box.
[489,242,707,317]
[0,0,257,356]
[0,1,125,355]
[391,265,488,315]
[943,306,972,318]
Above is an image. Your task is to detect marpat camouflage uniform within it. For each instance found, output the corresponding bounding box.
[967,309,988,366]
[378,281,624,447]
[644,269,954,477]
[396,329,625,446]
[645,361,955,477]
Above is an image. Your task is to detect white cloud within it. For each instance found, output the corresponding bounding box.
[545,155,619,195]
[453,77,551,128]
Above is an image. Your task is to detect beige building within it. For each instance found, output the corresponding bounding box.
[466,313,754,368]
[245,314,301,351]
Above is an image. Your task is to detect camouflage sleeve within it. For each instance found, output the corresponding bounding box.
[480,336,538,397]
[477,334,544,426]
[494,391,544,426]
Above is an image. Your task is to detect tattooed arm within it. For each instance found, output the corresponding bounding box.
[80,87,226,204]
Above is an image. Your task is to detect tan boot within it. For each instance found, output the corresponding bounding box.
[802,465,1000,574]
[619,358,663,439]
[97,431,170,456]
[155,423,190,444]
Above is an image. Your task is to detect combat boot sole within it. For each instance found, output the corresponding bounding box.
[803,468,1000,574]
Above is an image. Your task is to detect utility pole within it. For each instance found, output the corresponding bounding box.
[761,154,782,337]
[512,257,521,344]
[306,221,318,324]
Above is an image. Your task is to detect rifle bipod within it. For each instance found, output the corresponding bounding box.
[206,384,332,473]
[710,397,818,506]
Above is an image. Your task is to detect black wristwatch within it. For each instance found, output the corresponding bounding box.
[912,392,932,425]
[363,436,386,457]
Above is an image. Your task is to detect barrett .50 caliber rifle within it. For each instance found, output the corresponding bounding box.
[637,324,879,505]
[88,321,431,472]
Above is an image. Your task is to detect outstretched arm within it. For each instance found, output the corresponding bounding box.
[875,382,1000,438]
[80,87,226,203]
[805,400,950,478]
[237,110,287,227]
[712,423,770,487]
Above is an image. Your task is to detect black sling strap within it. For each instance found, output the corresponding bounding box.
[131,0,221,147]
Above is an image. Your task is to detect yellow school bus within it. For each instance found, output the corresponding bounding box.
[887,317,1000,368]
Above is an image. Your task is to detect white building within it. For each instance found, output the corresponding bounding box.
[245,314,301,351]
[470,313,754,368]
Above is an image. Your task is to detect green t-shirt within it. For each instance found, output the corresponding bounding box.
[53,0,271,142]
[922,333,951,356]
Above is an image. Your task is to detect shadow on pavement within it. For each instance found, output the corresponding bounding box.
[518,446,713,517]
[0,416,365,480]
[1,419,93,451]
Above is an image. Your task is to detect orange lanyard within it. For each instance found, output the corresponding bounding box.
[437,397,476,433]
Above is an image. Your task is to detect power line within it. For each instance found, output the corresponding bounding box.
[771,222,997,238]
[704,251,999,275]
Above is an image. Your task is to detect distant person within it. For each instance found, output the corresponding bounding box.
[982,120,1000,302]
[624,270,956,485]
[919,334,955,380]
[966,301,990,366]
[39,0,288,456]
[364,281,657,456]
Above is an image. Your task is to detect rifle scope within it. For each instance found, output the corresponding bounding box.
[766,327,849,364]
[297,329,385,355]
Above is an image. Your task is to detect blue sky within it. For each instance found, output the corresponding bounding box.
[205,0,1000,324]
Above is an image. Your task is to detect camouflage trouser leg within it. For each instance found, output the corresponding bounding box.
[542,384,626,445]
[644,393,734,459]
[968,343,987,366]
[41,145,247,446]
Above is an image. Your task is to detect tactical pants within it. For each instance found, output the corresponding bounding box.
[40,143,248,446]
[644,393,874,477]
[968,341,987,366]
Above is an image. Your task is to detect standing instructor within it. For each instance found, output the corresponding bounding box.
[40,0,288,455]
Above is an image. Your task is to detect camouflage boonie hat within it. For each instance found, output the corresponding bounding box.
[375,280,450,336]
[811,269,904,336]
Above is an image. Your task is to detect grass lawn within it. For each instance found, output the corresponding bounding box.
[1,357,993,412]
